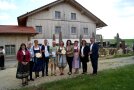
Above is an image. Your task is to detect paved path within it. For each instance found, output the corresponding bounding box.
[0,56,134,90]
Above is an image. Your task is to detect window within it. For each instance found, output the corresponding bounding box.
[71,27,76,34]
[84,28,88,34]
[55,26,61,34]
[71,13,76,20]
[5,45,16,55]
[36,26,42,33]
[55,11,61,19]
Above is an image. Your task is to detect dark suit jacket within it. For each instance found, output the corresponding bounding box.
[89,43,99,59]
[41,45,50,58]
[80,45,90,62]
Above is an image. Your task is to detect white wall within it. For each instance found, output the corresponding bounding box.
[0,35,30,56]
[31,39,91,47]
[27,2,96,39]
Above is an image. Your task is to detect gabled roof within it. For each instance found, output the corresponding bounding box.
[18,0,107,28]
[0,25,37,34]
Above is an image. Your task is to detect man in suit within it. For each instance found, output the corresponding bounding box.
[89,37,99,75]
[41,39,50,76]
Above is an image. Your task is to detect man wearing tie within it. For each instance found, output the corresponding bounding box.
[89,37,99,75]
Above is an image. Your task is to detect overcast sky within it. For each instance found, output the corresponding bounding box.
[0,0,134,39]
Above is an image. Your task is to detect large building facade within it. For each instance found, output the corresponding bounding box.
[18,0,107,45]
[0,0,107,56]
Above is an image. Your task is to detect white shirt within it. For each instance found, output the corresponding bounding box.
[90,43,94,51]
[51,46,57,57]
[81,46,84,56]
[0,49,5,55]
[27,47,34,61]
[22,50,26,55]
[34,47,40,50]
[45,46,50,57]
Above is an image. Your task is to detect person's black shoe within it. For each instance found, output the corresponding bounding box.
[46,74,48,76]
[30,78,34,81]
[81,72,85,74]
[1,67,5,70]
[90,73,97,76]
[35,75,39,78]
[22,82,26,86]
[25,81,28,85]
[67,72,72,75]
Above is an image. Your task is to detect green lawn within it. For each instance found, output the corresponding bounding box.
[105,39,134,47]
[123,39,134,47]
[15,64,134,90]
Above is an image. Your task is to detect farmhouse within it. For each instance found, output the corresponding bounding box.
[0,0,107,56]
[18,0,107,44]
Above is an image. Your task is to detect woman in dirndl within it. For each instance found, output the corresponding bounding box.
[57,41,67,75]
[16,43,30,86]
[72,41,80,74]
[32,40,44,78]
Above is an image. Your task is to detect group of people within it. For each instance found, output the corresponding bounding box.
[16,38,99,86]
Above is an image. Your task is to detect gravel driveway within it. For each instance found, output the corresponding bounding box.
[0,56,134,90]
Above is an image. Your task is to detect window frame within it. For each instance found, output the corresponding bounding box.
[55,26,61,34]
[71,27,77,34]
[35,26,42,33]
[83,28,89,35]
[5,45,16,55]
[71,13,76,20]
[55,11,61,19]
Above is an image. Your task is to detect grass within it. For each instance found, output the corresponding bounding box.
[105,39,134,47]
[105,53,134,59]
[14,64,134,90]
[113,53,134,58]
[122,39,134,47]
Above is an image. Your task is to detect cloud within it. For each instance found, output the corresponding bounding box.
[117,0,134,7]
[30,0,45,3]
[0,13,11,20]
[0,0,17,10]
[114,0,134,17]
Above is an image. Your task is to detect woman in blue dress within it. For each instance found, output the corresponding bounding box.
[32,40,44,78]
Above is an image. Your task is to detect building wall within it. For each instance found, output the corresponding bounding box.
[0,34,30,56]
[27,2,96,39]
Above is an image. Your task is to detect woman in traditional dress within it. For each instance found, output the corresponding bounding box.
[0,46,5,70]
[16,43,30,86]
[66,40,74,75]
[57,41,67,75]
[72,41,80,74]
[32,40,44,78]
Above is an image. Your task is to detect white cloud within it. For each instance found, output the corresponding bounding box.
[30,0,46,3]
[0,0,17,10]
[79,0,134,39]
[0,13,10,20]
